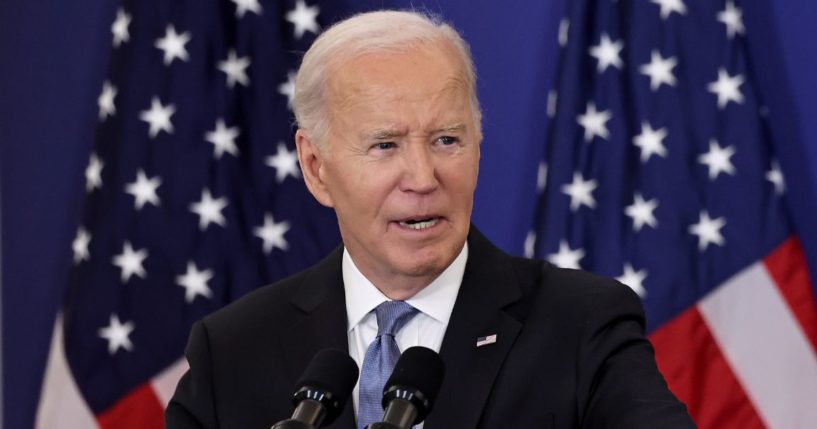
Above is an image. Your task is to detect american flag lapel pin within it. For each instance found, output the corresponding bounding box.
[476,333,497,347]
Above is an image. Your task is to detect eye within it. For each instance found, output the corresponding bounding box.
[436,136,458,146]
[373,142,396,150]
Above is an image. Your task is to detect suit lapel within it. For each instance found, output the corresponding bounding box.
[425,228,524,428]
[277,246,358,429]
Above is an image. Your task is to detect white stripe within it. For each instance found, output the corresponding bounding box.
[150,358,188,407]
[699,262,817,429]
[35,313,98,429]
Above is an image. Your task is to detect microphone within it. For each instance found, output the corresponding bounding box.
[368,346,445,429]
[272,349,359,429]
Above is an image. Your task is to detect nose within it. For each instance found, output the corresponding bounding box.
[399,143,438,194]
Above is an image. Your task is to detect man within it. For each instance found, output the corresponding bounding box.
[166,10,696,429]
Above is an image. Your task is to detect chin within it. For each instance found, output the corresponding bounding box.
[398,263,445,279]
[394,248,452,278]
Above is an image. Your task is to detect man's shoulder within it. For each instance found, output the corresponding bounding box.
[199,268,304,334]
[469,227,631,303]
[201,246,343,333]
[497,246,642,322]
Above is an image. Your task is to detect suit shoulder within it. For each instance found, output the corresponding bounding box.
[511,256,642,312]
[200,267,310,334]
[201,246,343,332]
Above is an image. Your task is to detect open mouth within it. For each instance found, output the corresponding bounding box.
[397,217,440,230]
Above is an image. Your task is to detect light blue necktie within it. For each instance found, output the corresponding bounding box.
[357,301,419,429]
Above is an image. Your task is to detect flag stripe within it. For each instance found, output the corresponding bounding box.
[699,257,817,429]
[95,383,165,429]
[35,314,97,429]
[651,307,767,429]
[150,358,189,408]
[762,237,817,352]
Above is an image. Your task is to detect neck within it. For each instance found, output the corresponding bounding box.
[370,275,436,301]
[342,241,467,301]
[343,252,447,301]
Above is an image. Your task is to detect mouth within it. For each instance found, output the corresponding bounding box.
[396,216,442,231]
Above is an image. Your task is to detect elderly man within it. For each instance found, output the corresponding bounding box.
[166,10,696,429]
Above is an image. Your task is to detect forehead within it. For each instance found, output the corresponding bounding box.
[326,43,471,118]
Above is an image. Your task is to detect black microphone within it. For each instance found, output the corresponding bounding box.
[368,346,445,429]
[272,349,359,429]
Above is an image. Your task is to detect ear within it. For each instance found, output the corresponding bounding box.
[295,129,334,208]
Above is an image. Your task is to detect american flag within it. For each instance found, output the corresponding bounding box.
[34,1,348,427]
[529,0,817,428]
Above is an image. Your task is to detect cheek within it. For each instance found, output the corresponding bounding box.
[332,169,394,217]
[446,156,480,192]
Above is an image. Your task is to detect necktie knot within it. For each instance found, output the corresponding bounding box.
[374,300,418,337]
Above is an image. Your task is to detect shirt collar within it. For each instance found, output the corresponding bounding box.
[343,242,468,332]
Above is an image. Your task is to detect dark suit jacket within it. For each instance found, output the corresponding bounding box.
[166,228,696,428]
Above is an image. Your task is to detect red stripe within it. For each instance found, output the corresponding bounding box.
[96,383,165,429]
[650,306,767,429]
[763,236,817,352]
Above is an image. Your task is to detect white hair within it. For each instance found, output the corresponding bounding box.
[292,10,482,147]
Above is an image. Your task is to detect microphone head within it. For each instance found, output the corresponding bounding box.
[382,346,445,423]
[293,349,359,425]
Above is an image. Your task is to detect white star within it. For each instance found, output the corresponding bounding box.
[190,189,228,230]
[112,241,148,282]
[254,213,291,253]
[285,0,320,40]
[98,313,134,355]
[561,172,598,211]
[589,33,624,73]
[111,8,131,47]
[176,261,214,303]
[155,25,191,66]
[230,0,263,18]
[85,152,104,192]
[689,210,727,251]
[707,68,745,109]
[698,139,736,180]
[547,240,585,270]
[72,227,91,264]
[577,102,612,142]
[625,193,659,232]
[218,49,251,88]
[617,263,648,297]
[524,231,537,259]
[205,119,240,159]
[639,50,677,91]
[766,160,785,195]
[265,143,300,183]
[98,81,117,121]
[125,170,162,210]
[718,1,745,39]
[650,0,687,20]
[278,71,296,108]
[558,18,569,47]
[139,96,176,138]
[537,162,548,193]
[632,122,668,163]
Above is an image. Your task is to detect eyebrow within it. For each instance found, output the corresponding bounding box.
[368,129,405,140]
[436,123,467,134]
[365,123,468,140]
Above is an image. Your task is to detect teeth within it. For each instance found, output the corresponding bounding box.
[399,218,438,230]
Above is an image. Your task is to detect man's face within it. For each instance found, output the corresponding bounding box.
[300,42,480,291]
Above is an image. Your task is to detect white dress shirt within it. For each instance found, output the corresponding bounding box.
[343,243,467,427]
